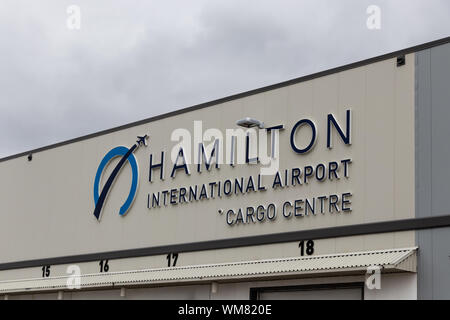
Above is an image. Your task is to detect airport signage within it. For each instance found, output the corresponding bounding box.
[94,110,353,226]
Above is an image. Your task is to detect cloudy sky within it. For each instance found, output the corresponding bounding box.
[0,0,449,158]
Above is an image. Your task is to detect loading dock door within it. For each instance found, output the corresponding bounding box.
[251,283,364,300]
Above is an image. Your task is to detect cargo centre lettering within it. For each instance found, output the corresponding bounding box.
[145,110,353,226]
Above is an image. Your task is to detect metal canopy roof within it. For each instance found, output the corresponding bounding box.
[0,247,417,293]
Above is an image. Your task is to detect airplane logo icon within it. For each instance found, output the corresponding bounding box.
[136,134,149,147]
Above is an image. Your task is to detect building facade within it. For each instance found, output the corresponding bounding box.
[0,37,449,300]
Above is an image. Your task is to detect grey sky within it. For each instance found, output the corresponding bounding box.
[0,0,449,158]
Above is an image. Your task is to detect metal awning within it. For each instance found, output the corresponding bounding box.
[0,247,417,293]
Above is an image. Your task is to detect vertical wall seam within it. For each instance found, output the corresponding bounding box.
[414,52,421,299]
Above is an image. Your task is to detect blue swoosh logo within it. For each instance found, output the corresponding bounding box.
[93,145,139,220]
